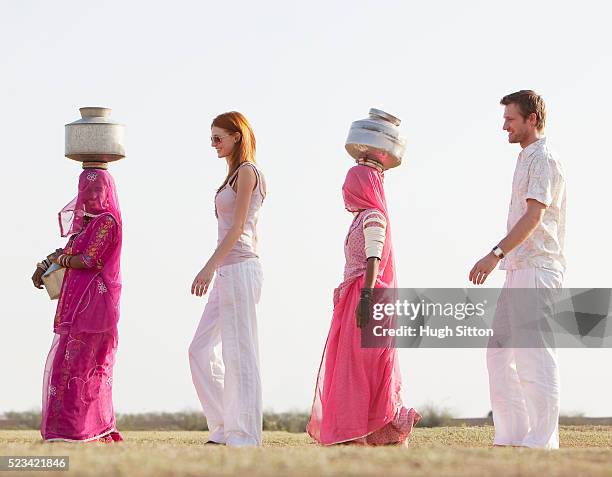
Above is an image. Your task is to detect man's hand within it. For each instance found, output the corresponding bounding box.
[469,252,500,285]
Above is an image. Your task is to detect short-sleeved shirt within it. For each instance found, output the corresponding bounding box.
[343,208,387,284]
[500,137,566,272]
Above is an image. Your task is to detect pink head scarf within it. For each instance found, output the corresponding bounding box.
[342,165,396,288]
[54,169,122,335]
[306,165,403,445]
[59,169,122,237]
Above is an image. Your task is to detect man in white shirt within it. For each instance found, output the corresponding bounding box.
[469,90,566,449]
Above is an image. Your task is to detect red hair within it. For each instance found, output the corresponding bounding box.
[212,111,257,193]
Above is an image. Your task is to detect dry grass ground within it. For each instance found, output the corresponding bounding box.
[1,427,611,477]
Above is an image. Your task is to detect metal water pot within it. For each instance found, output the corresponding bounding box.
[345,108,405,170]
[65,107,125,165]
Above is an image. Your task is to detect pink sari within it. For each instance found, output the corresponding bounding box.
[41,170,123,442]
[307,165,419,446]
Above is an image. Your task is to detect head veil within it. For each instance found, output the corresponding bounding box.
[58,169,122,237]
[342,164,396,288]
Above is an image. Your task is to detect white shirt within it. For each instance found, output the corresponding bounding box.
[500,137,566,272]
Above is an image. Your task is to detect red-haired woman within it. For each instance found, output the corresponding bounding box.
[189,111,266,447]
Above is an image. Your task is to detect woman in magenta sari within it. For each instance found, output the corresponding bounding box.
[307,164,420,446]
[32,169,123,443]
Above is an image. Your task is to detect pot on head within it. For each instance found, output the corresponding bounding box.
[345,108,405,170]
[65,107,125,166]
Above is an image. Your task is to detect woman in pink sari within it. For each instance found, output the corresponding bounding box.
[307,164,420,446]
[32,169,123,443]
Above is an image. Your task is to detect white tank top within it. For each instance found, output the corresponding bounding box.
[214,162,266,267]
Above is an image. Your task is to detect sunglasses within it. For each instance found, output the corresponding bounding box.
[211,133,233,145]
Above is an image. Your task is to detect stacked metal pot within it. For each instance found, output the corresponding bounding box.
[345,108,406,171]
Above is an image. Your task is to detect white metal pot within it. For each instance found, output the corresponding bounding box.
[345,108,405,170]
[65,107,125,163]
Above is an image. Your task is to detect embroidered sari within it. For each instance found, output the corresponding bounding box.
[307,165,419,446]
[41,170,123,442]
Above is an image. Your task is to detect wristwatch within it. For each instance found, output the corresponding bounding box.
[492,246,505,259]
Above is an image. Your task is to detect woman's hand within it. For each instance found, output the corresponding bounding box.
[47,248,64,264]
[356,258,379,328]
[355,288,373,329]
[191,264,216,297]
[31,267,45,289]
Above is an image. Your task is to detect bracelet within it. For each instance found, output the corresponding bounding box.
[360,288,374,298]
[58,254,72,268]
[37,258,52,271]
[36,262,49,272]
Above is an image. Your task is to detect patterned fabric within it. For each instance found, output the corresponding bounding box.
[82,216,116,269]
[58,169,122,238]
[366,407,421,446]
[363,211,386,229]
[308,166,417,446]
[343,209,386,288]
[43,169,122,442]
[500,138,566,272]
[54,214,119,334]
[341,166,395,288]
[41,332,119,442]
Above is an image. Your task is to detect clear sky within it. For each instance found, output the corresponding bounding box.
[1,0,610,417]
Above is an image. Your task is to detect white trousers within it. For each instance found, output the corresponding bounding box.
[487,267,563,449]
[189,259,263,447]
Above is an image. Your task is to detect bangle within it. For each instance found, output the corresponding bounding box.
[36,262,49,272]
[38,258,52,270]
[58,254,71,268]
[360,288,374,298]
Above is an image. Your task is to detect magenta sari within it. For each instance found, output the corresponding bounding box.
[307,165,419,446]
[41,169,123,442]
